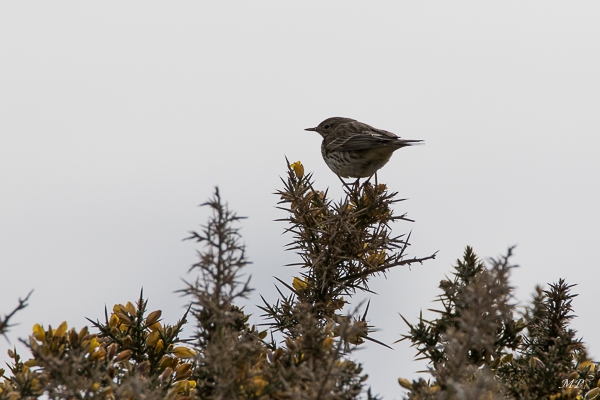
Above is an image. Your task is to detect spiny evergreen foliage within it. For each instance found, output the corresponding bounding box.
[1,163,598,399]
[0,163,434,399]
[257,162,436,399]
[263,161,435,341]
[398,248,600,400]
[179,188,266,399]
[0,293,31,341]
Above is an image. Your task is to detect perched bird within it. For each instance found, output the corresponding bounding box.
[305,117,423,179]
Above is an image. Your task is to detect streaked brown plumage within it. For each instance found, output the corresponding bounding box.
[305,117,423,178]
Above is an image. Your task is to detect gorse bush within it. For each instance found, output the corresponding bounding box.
[398,249,600,399]
[1,163,597,399]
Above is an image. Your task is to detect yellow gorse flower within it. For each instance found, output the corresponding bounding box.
[347,321,368,345]
[292,276,308,291]
[109,313,120,328]
[146,330,161,347]
[360,243,386,266]
[86,337,100,353]
[249,375,268,395]
[91,347,107,361]
[366,250,386,266]
[293,352,305,364]
[328,297,346,310]
[32,324,45,342]
[290,161,304,179]
[148,321,163,332]
[170,379,196,396]
[580,360,595,372]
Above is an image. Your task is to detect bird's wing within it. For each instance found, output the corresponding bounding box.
[325,129,401,152]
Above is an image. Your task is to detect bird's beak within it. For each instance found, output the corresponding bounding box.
[305,127,317,132]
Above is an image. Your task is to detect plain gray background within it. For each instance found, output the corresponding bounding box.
[1,2,599,398]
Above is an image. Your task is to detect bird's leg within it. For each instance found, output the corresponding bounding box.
[361,174,375,190]
[337,175,354,192]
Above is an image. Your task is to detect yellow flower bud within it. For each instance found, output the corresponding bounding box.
[115,349,132,362]
[113,304,125,314]
[78,326,89,341]
[172,347,196,359]
[116,313,131,327]
[568,371,580,380]
[137,360,150,374]
[54,321,68,338]
[490,356,501,369]
[529,356,545,369]
[125,302,136,316]
[398,378,412,389]
[175,363,193,379]
[586,388,599,399]
[107,343,118,359]
[24,359,38,368]
[322,337,334,349]
[501,353,513,363]
[160,355,174,369]
[161,367,173,382]
[145,310,162,327]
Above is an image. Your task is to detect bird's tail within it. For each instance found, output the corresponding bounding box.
[396,139,424,147]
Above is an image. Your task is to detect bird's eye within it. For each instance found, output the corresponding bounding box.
[324,124,330,130]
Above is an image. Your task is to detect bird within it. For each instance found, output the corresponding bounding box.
[305,117,423,179]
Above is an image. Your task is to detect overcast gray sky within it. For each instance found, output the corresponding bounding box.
[1,2,599,398]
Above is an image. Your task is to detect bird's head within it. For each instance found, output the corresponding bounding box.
[305,117,355,138]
